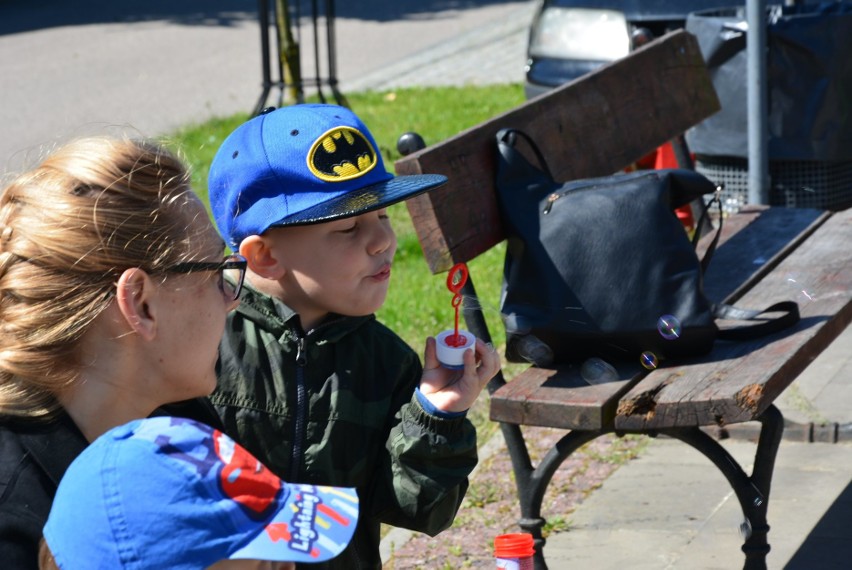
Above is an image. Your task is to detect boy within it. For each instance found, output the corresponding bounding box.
[41,416,359,569]
[202,104,501,569]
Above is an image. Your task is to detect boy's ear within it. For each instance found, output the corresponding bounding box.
[239,235,285,280]
[115,268,158,341]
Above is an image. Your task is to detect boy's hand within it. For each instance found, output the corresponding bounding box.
[418,336,502,414]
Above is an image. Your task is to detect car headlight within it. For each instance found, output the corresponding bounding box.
[528,8,630,61]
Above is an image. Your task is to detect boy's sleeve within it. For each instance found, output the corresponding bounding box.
[371,354,478,535]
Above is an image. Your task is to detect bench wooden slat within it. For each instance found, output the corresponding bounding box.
[615,207,852,430]
[395,30,720,274]
[489,363,645,431]
[701,206,829,304]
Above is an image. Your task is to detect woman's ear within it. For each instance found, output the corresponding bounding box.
[240,235,285,280]
[115,268,157,341]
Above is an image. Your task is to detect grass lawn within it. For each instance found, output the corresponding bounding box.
[166,84,528,439]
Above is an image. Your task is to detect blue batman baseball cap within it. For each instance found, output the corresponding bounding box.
[43,416,359,569]
[208,103,447,249]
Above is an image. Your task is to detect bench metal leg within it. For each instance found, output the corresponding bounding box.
[663,405,784,570]
[496,405,783,570]
[498,422,609,570]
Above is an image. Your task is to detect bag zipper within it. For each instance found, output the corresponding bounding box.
[541,172,660,214]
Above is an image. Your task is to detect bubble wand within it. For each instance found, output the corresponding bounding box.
[436,263,475,368]
[446,263,468,346]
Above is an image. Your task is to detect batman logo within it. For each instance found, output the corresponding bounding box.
[307,126,377,182]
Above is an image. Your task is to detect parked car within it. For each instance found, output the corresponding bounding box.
[524,0,734,99]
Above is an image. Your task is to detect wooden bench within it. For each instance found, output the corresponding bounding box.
[394,30,852,570]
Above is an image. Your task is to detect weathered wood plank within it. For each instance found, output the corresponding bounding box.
[701,206,828,304]
[489,362,645,431]
[395,30,720,274]
[616,207,852,430]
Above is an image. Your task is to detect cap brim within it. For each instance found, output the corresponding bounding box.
[272,173,447,226]
[230,484,359,564]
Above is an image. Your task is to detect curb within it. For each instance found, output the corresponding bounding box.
[711,420,852,443]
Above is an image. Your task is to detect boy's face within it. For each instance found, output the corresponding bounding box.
[259,208,397,329]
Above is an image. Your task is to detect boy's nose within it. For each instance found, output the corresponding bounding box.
[368,220,396,255]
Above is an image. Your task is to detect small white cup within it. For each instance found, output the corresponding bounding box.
[436,329,476,369]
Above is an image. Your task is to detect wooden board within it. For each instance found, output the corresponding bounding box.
[394,30,720,274]
[700,206,828,304]
[489,362,644,431]
[616,207,852,430]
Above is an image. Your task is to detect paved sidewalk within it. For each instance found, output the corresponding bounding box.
[544,324,852,570]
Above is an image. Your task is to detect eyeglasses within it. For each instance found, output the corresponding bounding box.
[164,253,247,301]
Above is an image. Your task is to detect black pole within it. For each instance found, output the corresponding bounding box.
[253,0,273,116]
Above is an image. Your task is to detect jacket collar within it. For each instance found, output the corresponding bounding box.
[16,411,88,487]
[237,282,375,342]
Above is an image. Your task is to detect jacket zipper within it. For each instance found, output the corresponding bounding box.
[286,315,349,483]
[289,334,308,482]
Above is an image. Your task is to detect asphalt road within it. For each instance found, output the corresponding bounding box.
[0,0,529,175]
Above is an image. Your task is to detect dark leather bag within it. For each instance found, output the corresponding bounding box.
[494,128,799,366]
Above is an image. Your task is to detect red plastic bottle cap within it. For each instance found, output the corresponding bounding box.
[493,533,535,559]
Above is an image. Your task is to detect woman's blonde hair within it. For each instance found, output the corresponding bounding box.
[0,136,211,418]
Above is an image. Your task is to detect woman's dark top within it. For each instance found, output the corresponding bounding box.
[0,412,87,570]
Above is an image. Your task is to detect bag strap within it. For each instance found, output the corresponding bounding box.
[688,187,800,340]
[692,189,723,273]
[714,301,800,341]
[686,182,800,338]
[496,128,555,181]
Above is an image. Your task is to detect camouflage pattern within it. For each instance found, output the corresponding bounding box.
[207,284,477,569]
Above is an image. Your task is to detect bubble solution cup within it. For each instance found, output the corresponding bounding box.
[494,532,535,570]
[436,329,475,369]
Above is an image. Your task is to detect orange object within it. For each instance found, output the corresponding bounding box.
[655,142,695,231]
[494,533,534,569]
[625,143,696,231]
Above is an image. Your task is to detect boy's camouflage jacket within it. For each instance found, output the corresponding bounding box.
[205,284,477,569]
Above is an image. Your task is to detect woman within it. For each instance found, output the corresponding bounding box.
[0,136,246,568]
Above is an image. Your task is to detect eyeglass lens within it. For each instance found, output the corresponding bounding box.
[221,255,246,301]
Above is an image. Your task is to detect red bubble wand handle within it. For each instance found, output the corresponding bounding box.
[446,263,469,347]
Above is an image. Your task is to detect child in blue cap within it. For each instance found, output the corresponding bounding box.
[40,416,358,569]
[185,104,501,569]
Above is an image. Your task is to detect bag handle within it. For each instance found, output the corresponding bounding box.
[714,301,800,341]
[496,128,555,181]
[692,189,723,273]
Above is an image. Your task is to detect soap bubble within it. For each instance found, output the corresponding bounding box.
[640,351,659,370]
[580,357,619,385]
[657,314,682,340]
